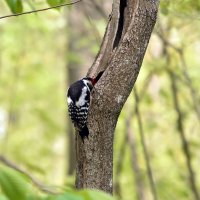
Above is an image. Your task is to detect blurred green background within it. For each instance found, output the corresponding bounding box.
[0,0,200,200]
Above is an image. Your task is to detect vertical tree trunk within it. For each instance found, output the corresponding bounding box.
[75,0,159,193]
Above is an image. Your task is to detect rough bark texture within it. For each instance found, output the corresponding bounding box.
[75,0,159,193]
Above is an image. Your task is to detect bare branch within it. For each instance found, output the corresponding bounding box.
[126,116,145,200]
[178,51,200,121]
[114,132,126,198]
[156,23,200,122]
[0,0,82,20]
[161,36,200,200]
[168,71,200,200]
[81,5,102,44]
[87,0,108,19]
[133,88,158,200]
[115,71,154,200]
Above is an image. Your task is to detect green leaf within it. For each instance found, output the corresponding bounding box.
[48,189,115,200]
[84,190,115,200]
[46,0,66,7]
[5,0,23,14]
[160,0,170,15]
[0,195,9,200]
[28,194,46,200]
[0,166,29,200]
[57,193,84,200]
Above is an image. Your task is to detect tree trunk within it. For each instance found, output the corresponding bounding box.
[75,0,159,193]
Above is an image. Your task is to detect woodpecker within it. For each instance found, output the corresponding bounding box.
[67,71,104,141]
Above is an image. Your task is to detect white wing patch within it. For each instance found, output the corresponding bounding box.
[75,86,88,107]
[67,97,73,105]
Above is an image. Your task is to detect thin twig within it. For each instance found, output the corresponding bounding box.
[134,87,158,200]
[0,155,59,194]
[87,0,108,19]
[82,7,102,44]
[115,71,154,200]
[156,23,200,122]
[126,117,145,200]
[114,132,126,198]
[0,0,82,20]
[178,50,200,121]
[168,71,200,200]
[162,34,200,200]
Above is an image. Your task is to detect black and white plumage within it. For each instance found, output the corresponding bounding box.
[67,71,104,141]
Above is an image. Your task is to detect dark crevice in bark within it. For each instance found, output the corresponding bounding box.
[113,0,127,49]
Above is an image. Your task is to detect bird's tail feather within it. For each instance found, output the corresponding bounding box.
[79,125,89,141]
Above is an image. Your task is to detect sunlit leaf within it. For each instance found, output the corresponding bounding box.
[46,190,115,200]
[160,0,170,15]
[46,0,72,11]
[81,190,115,200]
[160,0,200,15]
[0,166,29,200]
[46,192,84,200]
[46,0,66,7]
[0,195,9,200]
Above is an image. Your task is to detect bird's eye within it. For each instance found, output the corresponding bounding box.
[87,83,93,90]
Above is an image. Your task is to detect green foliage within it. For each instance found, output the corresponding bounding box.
[0,195,8,200]
[46,190,115,200]
[5,0,23,14]
[0,166,115,200]
[83,190,115,200]
[160,0,200,15]
[46,0,71,7]
[0,166,29,200]
[3,0,72,15]
[0,1,200,200]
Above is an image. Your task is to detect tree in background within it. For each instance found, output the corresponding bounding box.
[0,1,200,200]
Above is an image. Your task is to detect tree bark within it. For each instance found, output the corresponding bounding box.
[75,0,159,193]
